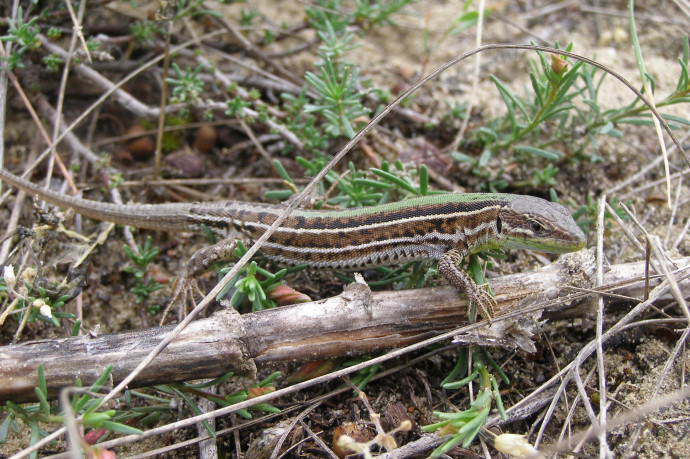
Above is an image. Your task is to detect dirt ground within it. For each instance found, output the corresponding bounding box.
[0,0,688,457]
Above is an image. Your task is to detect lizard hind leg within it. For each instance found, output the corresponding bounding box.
[159,237,242,325]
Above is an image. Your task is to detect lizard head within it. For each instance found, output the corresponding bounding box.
[497,195,586,253]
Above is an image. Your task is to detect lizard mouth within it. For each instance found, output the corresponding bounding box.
[543,226,587,253]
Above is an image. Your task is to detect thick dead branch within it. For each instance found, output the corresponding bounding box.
[1,251,688,403]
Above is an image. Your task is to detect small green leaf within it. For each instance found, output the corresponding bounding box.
[272,160,293,184]
[37,365,48,402]
[490,75,529,119]
[419,164,428,195]
[513,145,562,160]
[0,413,14,443]
[478,149,492,168]
[661,114,690,126]
[264,189,295,201]
[369,168,420,195]
[98,421,143,435]
[450,151,476,163]
[249,403,281,413]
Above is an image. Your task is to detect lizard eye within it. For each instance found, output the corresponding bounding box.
[530,220,544,233]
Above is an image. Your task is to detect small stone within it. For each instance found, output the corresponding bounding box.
[193,125,217,153]
[164,148,205,177]
[125,124,155,160]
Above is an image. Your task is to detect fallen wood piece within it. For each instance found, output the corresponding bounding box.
[1,251,688,403]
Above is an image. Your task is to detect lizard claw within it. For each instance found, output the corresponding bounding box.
[468,285,496,324]
[159,267,204,325]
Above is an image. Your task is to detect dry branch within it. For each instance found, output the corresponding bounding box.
[1,251,688,403]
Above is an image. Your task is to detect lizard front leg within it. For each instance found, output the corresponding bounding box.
[160,236,242,325]
[437,248,496,324]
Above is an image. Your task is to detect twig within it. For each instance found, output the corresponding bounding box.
[153,23,172,177]
[215,16,302,86]
[595,195,611,457]
[664,174,684,248]
[41,38,159,119]
[607,131,690,196]
[648,235,690,320]
[269,401,325,459]
[239,119,274,164]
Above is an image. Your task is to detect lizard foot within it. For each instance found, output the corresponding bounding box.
[158,237,241,325]
[159,267,205,326]
[438,249,497,325]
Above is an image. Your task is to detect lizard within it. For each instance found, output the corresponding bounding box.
[0,167,586,322]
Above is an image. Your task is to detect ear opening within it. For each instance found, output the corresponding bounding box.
[496,216,502,234]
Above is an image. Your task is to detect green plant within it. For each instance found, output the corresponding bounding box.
[209,371,282,419]
[107,172,124,189]
[268,156,433,207]
[603,35,690,128]
[239,8,258,27]
[46,26,61,40]
[42,54,62,72]
[0,367,282,452]
[25,286,71,328]
[487,43,585,156]
[451,38,690,192]
[351,0,417,28]
[302,15,371,139]
[304,55,369,138]
[225,96,251,118]
[531,163,559,187]
[346,360,381,391]
[281,3,413,151]
[306,0,415,32]
[84,36,99,52]
[2,274,74,331]
[129,20,163,43]
[442,99,468,126]
[175,0,224,19]
[122,236,164,312]
[423,350,507,456]
[315,19,360,63]
[0,7,41,70]
[305,0,351,33]
[166,63,204,103]
[571,194,629,232]
[216,241,292,311]
[281,89,331,154]
[0,365,142,452]
[262,29,275,44]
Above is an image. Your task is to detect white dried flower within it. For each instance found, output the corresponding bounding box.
[398,420,413,432]
[33,298,52,318]
[40,304,53,318]
[20,266,37,284]
[494,433,544,459]
[335,434,358,454]
[3,265,16,289]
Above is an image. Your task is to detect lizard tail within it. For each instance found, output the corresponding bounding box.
[0,168,196,232]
